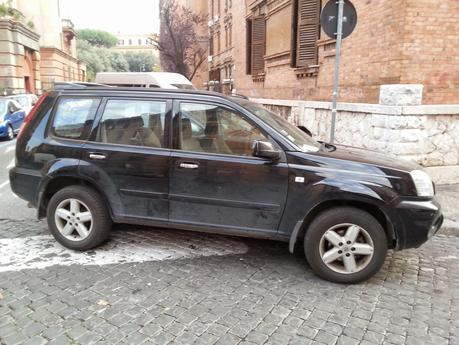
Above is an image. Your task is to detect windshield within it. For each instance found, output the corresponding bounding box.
[240,101,320,152]
[12,96,29,107]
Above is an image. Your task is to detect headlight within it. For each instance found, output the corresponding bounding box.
[410,170,434,197]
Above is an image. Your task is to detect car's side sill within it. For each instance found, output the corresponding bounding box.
[112,215,290,242]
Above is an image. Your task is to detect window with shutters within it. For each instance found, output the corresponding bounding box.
[209,36,214,56]
[246,16,266,75]
[229,24,232,47]
[217,31,221,52]
[294,0,321,68]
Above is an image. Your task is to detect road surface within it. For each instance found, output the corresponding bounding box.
[0,139,35,221]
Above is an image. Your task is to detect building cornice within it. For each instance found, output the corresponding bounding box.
[0,18,40,42]
[40,46,81,64]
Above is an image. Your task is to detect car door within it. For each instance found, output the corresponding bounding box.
[80,97,172,223]
[169,100,289,236]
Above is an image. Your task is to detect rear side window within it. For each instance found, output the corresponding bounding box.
[51,98,100,139]
[98,99,167,148]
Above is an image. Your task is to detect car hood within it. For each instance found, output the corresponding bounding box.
[316,144,421,172]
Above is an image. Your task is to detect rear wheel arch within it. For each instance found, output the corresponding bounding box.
[296,199,396,250]
[38,176,113,220]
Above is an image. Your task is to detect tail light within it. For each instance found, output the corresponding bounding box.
[18,92,48,139]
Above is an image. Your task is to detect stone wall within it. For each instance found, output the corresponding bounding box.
[252,98,459,184]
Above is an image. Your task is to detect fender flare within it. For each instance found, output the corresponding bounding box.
[287,194,396,254]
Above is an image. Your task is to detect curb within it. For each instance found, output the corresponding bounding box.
[438,219,459,237]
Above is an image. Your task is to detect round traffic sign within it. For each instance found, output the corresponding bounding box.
[320,0,358,40]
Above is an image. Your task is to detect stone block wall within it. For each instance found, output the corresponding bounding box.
[253,98,459,184]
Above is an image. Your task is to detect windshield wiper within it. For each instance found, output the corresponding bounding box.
[319,141,336,152]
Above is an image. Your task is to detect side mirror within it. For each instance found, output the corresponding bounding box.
[252,140,280,161]
[298,125,312,137]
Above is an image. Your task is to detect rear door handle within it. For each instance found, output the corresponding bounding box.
[179,162,199,169]
[89,153,106,160]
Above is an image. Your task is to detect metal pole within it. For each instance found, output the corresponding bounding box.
[330,0,345,143]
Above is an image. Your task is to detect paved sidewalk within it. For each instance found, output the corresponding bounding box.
[436,184,459,234]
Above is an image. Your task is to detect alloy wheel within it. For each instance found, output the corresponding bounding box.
[54,198,93,241]
[7,126,13,140]
[319,223,375,274]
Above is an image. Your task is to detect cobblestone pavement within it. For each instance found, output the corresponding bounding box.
[0,218,459,345]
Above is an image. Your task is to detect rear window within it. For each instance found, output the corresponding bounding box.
[51,98,100,139]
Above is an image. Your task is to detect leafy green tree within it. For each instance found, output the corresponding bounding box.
[76,29,118,48]
[124,52,157,72]
[76,28,159,80]
[108,52,129,72]
[77,40,129,80]
[77,40,104,80]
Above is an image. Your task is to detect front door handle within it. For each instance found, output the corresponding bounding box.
[179,162,199,169]
[89,153,106,160]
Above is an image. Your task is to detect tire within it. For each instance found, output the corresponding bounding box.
[7,125,14,140]
[304,207,387,284]
[46,185,112,251]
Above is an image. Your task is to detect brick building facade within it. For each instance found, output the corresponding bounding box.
[201,0,459,105]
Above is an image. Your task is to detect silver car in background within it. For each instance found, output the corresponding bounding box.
[7,94,38,115]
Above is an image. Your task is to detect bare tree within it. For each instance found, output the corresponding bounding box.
[155,0,207,81]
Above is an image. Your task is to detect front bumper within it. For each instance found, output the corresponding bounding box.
[391,197,443,250]
[0,124,7,137]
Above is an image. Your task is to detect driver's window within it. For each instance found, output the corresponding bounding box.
[179,102,267,156]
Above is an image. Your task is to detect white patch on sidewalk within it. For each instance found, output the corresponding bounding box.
[0,181,9,190]
[6,159,15,169]
[5,145,15,153]
[0,230,249,273]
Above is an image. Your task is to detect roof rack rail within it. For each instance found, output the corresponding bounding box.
[53,82,113,91]
[230,93,249,100]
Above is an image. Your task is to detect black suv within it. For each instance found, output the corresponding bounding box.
[10,87,443,283]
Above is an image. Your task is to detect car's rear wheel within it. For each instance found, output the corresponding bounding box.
[47,185,112,251]
[304,207,387,284]
[7,125,14,140]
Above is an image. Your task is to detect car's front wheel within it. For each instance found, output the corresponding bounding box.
[46,185,112,251]
[6,125,14,140]
[304,207,388,284]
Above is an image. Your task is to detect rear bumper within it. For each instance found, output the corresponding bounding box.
[391,197,443,250]
[9,167,41,206]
